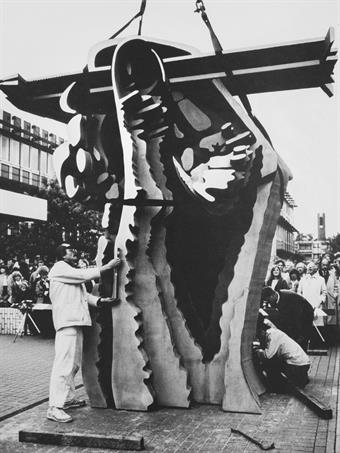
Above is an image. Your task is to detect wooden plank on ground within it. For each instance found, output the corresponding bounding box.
[281,373,332,419]
[326,347,338,452]
[19,430,144,451]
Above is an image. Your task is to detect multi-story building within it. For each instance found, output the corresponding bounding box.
[272,192,299,260]
[0,107,63,222]
[295,213,330,262]
[0,108,61,188]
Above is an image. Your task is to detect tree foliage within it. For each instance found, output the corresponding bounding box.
[0,180,102,262]
[329,233,340,255]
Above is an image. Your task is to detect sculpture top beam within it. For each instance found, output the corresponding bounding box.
[0,28,336,124]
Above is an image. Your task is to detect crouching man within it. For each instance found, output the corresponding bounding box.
[254,320,311,390]
[47,244,121,423]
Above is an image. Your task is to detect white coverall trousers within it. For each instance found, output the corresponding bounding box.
[49,326,83,408]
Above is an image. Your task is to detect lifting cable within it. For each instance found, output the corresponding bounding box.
[110,0,147,40]
[194,0,273,144]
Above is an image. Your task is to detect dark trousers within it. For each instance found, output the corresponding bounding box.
[263,357,310,389]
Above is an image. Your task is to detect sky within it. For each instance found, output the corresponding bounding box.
[0,0,339,236]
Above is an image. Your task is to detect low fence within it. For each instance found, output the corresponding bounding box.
[0,307,24,334]
[0,305,54,337]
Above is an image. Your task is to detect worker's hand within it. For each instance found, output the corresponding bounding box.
[97,297,120,309]
[100,257,121,273]
[107,258,121,269]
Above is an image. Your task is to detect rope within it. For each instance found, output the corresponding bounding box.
[194,0,273,145]
[138,0,147,35]
[110,0,147,40]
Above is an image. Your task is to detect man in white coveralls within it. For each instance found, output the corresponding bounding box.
[47,244,120,423]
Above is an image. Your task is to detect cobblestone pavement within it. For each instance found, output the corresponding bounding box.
[0,334,339,452]
[0,334,82,421]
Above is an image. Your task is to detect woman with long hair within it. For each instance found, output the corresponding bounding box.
[8,270,31,306]
[265,265,289,291]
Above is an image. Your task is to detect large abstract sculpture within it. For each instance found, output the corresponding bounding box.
[0,8,336,414]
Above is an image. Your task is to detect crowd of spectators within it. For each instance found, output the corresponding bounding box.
[267,253,339,299]
[264,252,340,346]
[254,252,340,390]
[0,252,93,308]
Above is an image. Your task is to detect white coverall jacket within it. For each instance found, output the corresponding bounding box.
[48,261,100,331]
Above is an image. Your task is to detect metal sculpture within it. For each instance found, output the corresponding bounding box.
[0,5,336,414]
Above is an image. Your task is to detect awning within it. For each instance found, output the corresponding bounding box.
[0,189,47,221]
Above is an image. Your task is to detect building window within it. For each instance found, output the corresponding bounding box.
[21,143,30,168]
[12,167,20,181]
[23,121,31,138]
[40,150,48,174]
[41,176,47,186]
[22,170,30,185]
[49,133,56,144]
[10,140,20,166]
[32,126,41,143]
[42,129,48,144]
[3,111,11,130]
[12,116,21,137]
[30,147,39,171]
[1,164,9,178]
[32,173,40,187]
[1,136,10,161]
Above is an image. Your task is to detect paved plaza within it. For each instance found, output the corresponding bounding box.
[0,334,339,452]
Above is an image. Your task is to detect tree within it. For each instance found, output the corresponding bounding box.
[0,180,102,262]
[329,233,340,255]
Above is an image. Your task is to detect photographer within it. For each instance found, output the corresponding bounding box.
[47,244,121,423]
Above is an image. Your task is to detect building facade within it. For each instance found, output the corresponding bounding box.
[0,108,61,189]
[0,107,64,236]
[295,213,330,262]
[272,192,298,260]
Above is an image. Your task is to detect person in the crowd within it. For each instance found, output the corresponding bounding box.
[78,258,89,268]
[288,269,300,292]
[275,260,289,282]
[298,262,327,313]
[47,244,121,423]
[266,265,289,291]
[285,260,294,274]
[319,258,330,283]
[0,266,8,301]
[6,258,14,274]
[18,257,30,282]
[253,320,311,390]
[261,286,314,351]
[298,261,327,347]
[324,262,340,344]
[8,270,32,306]
[35,266,51,304]
[30,260,46,294]
[296,262,307,279]
[334,253,340,268]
